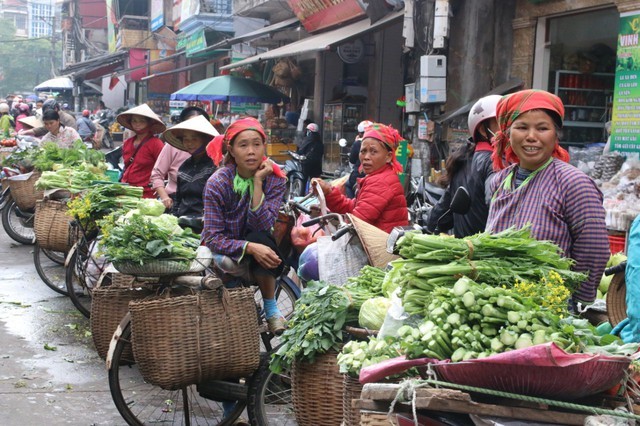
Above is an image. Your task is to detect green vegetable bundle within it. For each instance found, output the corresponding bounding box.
[337,337,403,377]
[36,164,107,192]
[33,141,105,171]
[343,265,386,310]
[67,183,143,229]
[270,282,356,374]
[98,201,199,264]
[397,277,636,362]
[396,226,587,315]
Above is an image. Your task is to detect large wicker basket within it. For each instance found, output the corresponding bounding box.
[343,374,364,426]
[129,286,260,390]
[291,351,344,426]
[34,199,73,252]
[607,272,626,327]
[90,283,151,360]
[8,171,43,210]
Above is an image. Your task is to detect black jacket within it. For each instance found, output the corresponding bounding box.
[173,154,216,218]
[426,145,494,237]
[297,131,323,178]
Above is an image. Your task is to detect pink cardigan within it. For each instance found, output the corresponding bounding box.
[150,144,190,196]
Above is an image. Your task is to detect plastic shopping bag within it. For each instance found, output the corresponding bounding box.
[317,233,368,286]
[290,213,325,253]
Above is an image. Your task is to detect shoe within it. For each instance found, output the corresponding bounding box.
[232,418,249,426]
[267,316,287,335]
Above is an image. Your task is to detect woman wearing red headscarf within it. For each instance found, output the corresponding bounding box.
[486,89,609,307]
[202,117,288,335]
[313,122,408,233]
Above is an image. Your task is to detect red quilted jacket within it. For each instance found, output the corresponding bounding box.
[325,164,408,233]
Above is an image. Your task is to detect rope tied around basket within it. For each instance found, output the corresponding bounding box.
[463,238,474,259]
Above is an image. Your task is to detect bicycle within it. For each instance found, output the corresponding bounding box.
[106,270,300,426]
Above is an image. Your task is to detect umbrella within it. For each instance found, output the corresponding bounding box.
[170,75,289,104]
[34,76,73,92]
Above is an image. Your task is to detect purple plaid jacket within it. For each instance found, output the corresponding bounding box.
[201,164,286,262]
[486,158,609,303]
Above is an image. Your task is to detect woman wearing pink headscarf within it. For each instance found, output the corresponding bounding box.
[486,89,609,306]
[313,122,408,233]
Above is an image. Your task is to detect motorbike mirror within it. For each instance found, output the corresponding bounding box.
[450,186,471,215]
[338,138,347,148]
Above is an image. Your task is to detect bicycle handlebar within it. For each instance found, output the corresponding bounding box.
[604,261,627,276]
[331,225,352,241]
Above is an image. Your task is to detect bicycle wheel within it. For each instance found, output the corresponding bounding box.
[247,352,295,425]
[33,242,68,296]
[108,321,246,425]
[66,238,108,318]
[1,199,35,245]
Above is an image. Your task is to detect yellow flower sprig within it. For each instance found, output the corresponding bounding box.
[513,271,571,316]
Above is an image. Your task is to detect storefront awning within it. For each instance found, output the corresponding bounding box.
[60,52,127,80]
[221,17,299,47]
[221,11,403,70]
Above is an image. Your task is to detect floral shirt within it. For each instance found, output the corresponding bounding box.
[41,126,82,148]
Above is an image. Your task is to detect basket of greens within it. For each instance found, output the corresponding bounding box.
[99,199,212,277]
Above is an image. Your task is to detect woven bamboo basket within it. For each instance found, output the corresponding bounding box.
[8,171,43,210]
[129,287,260,391]
[360,411,398,425]
[291,351,344,426]
[34,199,73,252]
[90,284,152,361]
[607,272,627,327]
[343,374,364,426]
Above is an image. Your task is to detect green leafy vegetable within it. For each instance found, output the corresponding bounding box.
[358,297,391,330]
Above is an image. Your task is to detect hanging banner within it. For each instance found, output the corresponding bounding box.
[287,0,365,33]
[611,11,640,153]
[106,0,117,52]
[150,0,164,32]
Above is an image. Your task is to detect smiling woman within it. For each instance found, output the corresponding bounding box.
[486,89,609,308]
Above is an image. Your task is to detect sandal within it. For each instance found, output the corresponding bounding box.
[267,316,287,335]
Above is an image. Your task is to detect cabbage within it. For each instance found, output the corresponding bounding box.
[599,274,613,294]
[358,297,391,330]
[147,214,182,235]
[607,252,627,268]
[138,199,165,216]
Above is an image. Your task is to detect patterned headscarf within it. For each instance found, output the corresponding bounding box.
[206,117,284,178]
[491,89,570,171]
[362,123,404,173]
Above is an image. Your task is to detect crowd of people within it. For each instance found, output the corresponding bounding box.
[2,86,609,328]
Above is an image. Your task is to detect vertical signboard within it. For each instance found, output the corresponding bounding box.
[106,0,117,52]
[150,0,164,32]
[611,11,640,152]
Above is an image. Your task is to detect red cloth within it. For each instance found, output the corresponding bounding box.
[121,135,165,198]
[325,164,408,233]
[362,123,404,173]
[474,141,493,152]
[491,89,570,170]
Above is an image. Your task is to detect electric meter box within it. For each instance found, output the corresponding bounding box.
[419,55,447,103]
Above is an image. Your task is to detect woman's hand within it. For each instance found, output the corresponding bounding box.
[255,158,274,181]
[161,197,173,210]
[246,242,281,270]
[311,178,331,196]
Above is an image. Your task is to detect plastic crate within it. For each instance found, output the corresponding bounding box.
[608,235,626,254]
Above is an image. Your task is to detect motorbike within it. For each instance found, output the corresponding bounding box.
[281,150,306,199]
[94,109,115,149]
[406,175,445,227]
[105,146,124,173]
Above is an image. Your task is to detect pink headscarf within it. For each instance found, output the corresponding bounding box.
[206,117,285,178]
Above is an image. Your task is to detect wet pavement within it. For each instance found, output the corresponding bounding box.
[0,231,126,425]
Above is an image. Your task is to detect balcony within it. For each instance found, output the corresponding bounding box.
[234,0,295,22]
[115,15,155,50]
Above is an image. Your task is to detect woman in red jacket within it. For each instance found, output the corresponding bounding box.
[313,122,408,233]
[116,103,166,198]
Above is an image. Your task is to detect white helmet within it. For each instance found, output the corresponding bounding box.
[357,120,373,133]
[0,103,9,113]
[467,95,502,139]
[306,123,318,132]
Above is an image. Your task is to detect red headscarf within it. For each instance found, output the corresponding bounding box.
[491,89,570,171]
[206,117,284,178]
[362,123,404,173]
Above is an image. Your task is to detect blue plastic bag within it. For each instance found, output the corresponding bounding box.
[615,215,640,342]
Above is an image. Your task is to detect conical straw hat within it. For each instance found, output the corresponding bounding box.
[347,214,398,269]
[162,115,219,152]
[18,115,43,129]
[116,103,166,134]
[606,272,626,327]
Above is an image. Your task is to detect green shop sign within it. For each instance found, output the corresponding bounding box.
[177,28,207,56]
[611,11,640,153]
